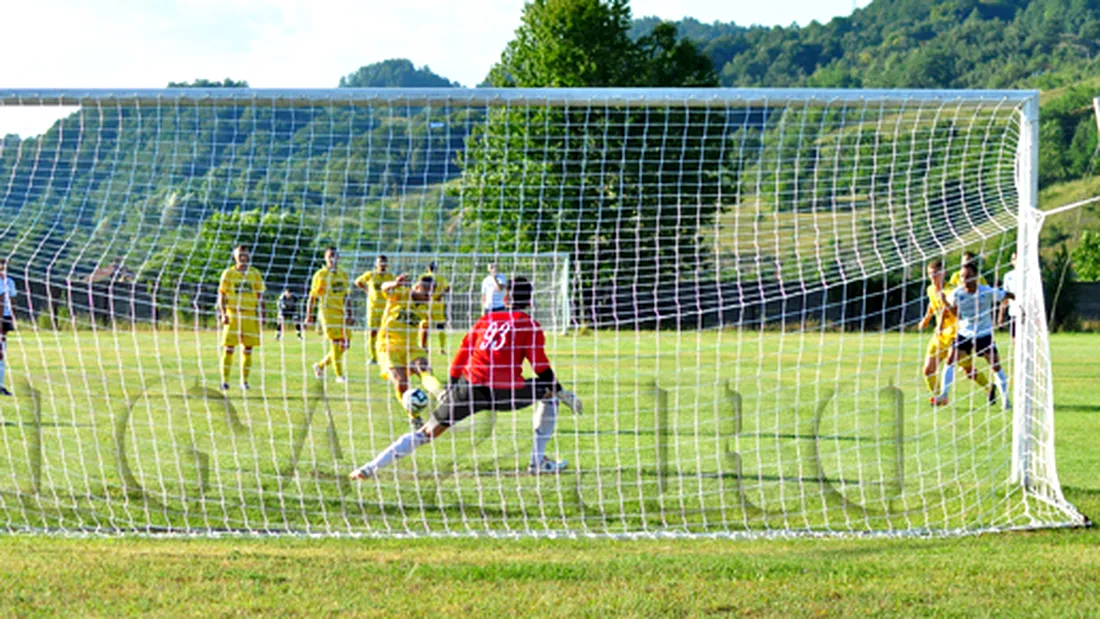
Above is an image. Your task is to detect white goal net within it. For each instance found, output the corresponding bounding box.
[0,88,1087,537]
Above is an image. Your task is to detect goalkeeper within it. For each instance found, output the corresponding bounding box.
[350,276,582,479]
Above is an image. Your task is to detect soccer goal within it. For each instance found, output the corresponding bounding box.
[0,87,1087,537]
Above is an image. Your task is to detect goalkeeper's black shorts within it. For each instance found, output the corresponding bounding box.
[430,377,543,427]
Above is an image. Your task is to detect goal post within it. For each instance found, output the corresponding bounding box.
[1094,96,1100,136]
[0,87,1088,537]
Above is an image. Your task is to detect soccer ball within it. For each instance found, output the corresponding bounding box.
[402,388,430,415]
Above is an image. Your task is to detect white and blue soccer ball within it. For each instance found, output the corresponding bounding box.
[402,388,430,414]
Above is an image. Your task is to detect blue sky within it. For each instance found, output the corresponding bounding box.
[1,0,868,138]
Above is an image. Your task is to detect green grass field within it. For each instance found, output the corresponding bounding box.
[0,329,1097,615]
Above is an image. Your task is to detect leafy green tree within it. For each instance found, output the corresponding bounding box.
[338,59,459,88]
[141,208,326,312]
[1042,243,1078,331]
[461,0,722,316]
[1072,230,1100,282]
[167,78,249,88]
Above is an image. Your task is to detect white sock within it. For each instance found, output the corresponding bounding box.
[365,431,430,472]
[0,359,7,389]
[996,369,1010,404]
[938,365,955,399]
[531,400,559,466]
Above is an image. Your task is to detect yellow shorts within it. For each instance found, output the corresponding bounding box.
[926,336,952,363]
[926,336,973,367]
[367,306,385,330]
[377,336,427,380]
[322,323,351,345]
[222,313,261,348]
[429,302,446,324]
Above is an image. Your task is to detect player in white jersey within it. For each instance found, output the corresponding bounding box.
[0,258,16,396]
[932,262,1015,409]
[998,251,1019,344]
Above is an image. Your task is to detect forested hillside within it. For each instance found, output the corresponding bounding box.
[633,0,1100,90]
[0,0,1096,295]
[633,0,1100,188]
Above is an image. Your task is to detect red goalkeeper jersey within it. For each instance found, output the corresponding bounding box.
[450,310,551,389]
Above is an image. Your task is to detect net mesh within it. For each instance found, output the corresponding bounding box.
[0,88,1086,537]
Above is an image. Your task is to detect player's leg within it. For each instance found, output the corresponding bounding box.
[313,331,334,379]
[923,338,943,395]
[220,316,239,388]
[295,318,303,339]
[0,331,9,396]
[409,356,443,397]
[239,319,259,389]
[220,345,235,389]
[240,346,253,389]
[331,336,348,383]
[530,396,566,473]
[983,338,1010,409]
[388,365,412,404]
[367,309,381,365]
[436,322,446,354]
[933,345,963,405]
[957,349,993,405]
[276,316,284,340]
[349,379,482,479]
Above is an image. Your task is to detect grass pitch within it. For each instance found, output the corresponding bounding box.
[0,330,1096,615]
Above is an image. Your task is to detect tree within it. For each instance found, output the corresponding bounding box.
[461,0,723,322]
[1042,243,1078,332]
[1072,229,1100,282]
[141,208,325,314]
[338,59,459,88]
[167,78,249,88]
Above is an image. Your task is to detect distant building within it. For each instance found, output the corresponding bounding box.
[85,260,136,284]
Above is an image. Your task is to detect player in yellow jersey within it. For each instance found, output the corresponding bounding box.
[354,255,394,366]
[377,273,444,428]
[947,251,988,289]
[918,258,991,401]
[217,245,266,391]
[422,261,450,354]
[306,247,353,383]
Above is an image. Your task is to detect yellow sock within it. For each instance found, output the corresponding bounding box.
[420,373,444,397]
[332,345,345,377]
[241,351,253,384]
[368,332,378,362]
[969,364,990,389]
[220,350,233,384]
[394,385,406,407]
[318,350,334,369]
[924,373,939,395]
[437,329,446,352]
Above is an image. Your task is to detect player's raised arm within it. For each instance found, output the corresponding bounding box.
[381,273,410,296]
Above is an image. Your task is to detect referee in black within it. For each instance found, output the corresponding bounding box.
[276,288,302,340]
